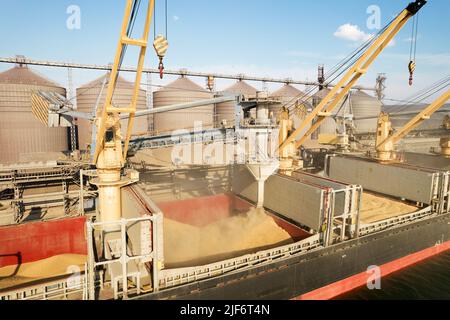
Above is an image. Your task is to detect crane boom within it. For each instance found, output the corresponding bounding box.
[376,89,450,161]
[91,0,156,229]
[93,0,155,165]
[279,0,427,154]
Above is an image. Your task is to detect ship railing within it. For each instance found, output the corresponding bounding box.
[436,171,450,214]
[0,266,91,301]
[85,214,164,300]
[0,166,77,185]
[358,206,434,237]
[158,233,322,290]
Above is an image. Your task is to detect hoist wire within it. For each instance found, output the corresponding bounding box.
[153,0,157,39]
[153,0,168,39]
[409,13,420,62]
[389,75,450,115]
[409,16,416,61]
[282,16,395,115]
[413,12,419,61]
[165,0,168,39]
[113,0,142,99]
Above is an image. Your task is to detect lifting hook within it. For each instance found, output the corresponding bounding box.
[158,58,165,80]
[408,60,416,86]
[153,35,169,80]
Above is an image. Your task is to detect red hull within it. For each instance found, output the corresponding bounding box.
[296,240,450,300]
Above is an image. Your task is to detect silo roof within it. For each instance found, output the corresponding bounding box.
[79,73,142,90]
[0,65,61,87]
[313,88,380,102]
[312,88,331,99]
[223,80,258,96]
[158,76,206,92]
[271,84,303,98]
[351,90,379,100]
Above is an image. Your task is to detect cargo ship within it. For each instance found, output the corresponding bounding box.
[1,0,450,301]
[1,147,449,300]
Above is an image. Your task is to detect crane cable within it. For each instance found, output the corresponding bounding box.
[408,12,420,86]
[113,0,142,99]
[153,0,169,79]
[153,0,168,39]
[390,75,450,115]
[64,0,142,106]
[354,75,450,121]
[281,17,395,117]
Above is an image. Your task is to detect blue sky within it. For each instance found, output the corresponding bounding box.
[0,0,449,102]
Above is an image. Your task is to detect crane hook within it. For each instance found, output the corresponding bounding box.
[153,35,169,80]
[408,60,416,86]
[158,59,164,80]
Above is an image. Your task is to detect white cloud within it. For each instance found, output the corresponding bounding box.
[334,24,372,42]
[173,15,179,21]
[334,23,396,47]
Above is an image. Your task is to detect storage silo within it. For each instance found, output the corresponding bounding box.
[351,90,382,134]
[215,80,258,127]
[0,64,68,164]
[153,76,214,133]
[270,84,306,124]
[76,74,148,150]
[312,88,338,135]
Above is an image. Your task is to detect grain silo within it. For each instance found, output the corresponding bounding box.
[215,80,258,127]
[270,84,305,122]
[153,76,214,133]
[76,74,148,149]
[312,88,338,135]
[351,90,382,134]
[0,64,68,164]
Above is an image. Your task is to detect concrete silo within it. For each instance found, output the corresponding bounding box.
[76,74,148,150]
[153,76,214,133]
[0,64,68,164]
[312,88,338,136]
[215,80,258,127]
[351,90,382,134]
[270,84,306,125]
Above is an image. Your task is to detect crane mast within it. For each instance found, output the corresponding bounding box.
[376,89,450,162]
[278,0,427,171]
[92,0,156,229]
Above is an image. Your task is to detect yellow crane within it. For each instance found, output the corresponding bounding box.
[278,0,427,173]
[92,0,167,228]
[375,89,450,162]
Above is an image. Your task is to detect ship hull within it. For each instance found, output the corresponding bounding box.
[136,213,450,300]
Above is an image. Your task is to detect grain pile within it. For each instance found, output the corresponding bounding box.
[0,254,86,290]
[360,192,418,224]
[164,208,293,268]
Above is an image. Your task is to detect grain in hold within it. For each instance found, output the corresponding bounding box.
[360,192,418,224]
[163,207,293,268]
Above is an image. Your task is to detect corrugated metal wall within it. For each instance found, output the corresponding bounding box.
[153,77,214,133]
[351,91,382,134]
[215,80,257,127]
[0,66,68,164]
[76,74,148,150]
